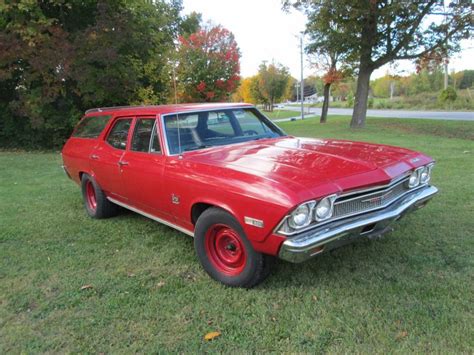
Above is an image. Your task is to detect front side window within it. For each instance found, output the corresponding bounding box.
[106,119,132,150]
[130,118,156,152]
[72,115,111,138]
[164,108,285,154]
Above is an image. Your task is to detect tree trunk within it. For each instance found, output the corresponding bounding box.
[320,83,331,123]
[350,67,373,128]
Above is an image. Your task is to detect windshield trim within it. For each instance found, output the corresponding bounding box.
[159,106,287,156]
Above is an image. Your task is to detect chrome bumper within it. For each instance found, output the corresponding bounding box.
[278,185,438,263]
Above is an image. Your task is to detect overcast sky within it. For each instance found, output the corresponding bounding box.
[182,0,473,80]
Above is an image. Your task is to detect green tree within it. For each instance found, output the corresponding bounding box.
[286,0,471,128]
[256,62,291,111]
[303,1,353,123]
[0,0,183,149]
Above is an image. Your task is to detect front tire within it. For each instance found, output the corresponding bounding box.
[194,208,272,288]
[81,174,118,219]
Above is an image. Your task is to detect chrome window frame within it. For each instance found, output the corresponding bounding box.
[128,117,161,154]
[105,117,133,151]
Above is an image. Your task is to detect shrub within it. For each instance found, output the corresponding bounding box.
[346,93,354,108]
[368,97,374,108]
[438,87,457,103]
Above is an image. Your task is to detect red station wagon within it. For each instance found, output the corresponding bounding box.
[62,103,438,287]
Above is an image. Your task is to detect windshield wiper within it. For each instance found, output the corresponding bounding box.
[183,144,211,152]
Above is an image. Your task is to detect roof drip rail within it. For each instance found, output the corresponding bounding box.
[84,105,160,114]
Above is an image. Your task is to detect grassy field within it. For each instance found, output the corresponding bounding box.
[1,116,473,352]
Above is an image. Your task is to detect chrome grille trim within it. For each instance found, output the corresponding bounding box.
[279,174,422,237]
[333,177,411,220]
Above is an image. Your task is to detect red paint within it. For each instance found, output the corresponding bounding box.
[62,103,434,256]
[85,180,97,211]
[205,224,246,276]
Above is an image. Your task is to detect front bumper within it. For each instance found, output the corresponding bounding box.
[278,185,438,263]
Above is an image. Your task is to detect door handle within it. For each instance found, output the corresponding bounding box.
[118,161,129,166]
[90,154,99,160]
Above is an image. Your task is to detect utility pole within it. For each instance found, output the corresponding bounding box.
[295,82,299,102]
[443,3,449,90]
[300,34,304,119]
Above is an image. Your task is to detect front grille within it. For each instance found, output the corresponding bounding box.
[333,177,410,219]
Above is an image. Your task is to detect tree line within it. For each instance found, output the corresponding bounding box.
[0,1,239,149]
[1,1,471,149]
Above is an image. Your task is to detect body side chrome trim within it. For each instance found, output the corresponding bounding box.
[107,197,194,237]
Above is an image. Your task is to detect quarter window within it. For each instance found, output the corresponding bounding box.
[72,115,111,138]
[106,119,132,150]
[131,118,156,152]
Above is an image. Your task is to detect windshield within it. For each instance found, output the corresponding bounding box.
[163,108,285,154]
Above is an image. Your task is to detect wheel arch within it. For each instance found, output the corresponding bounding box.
[190,200,239,226]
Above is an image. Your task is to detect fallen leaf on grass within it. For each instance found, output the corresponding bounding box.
[157,281,165,288]
[80,284,93,291]
[312,295,318,302]
[204,331,221,341]
[127,272,136,278]
[396,330,408,340]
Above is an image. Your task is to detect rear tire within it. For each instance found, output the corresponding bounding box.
[81,174,118,219]
[194,207,272,288]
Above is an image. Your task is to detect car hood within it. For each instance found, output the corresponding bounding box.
[184,137,431,202]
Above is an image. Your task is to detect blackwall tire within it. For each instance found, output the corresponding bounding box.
[81,174,118,219]
[194,207,272,288]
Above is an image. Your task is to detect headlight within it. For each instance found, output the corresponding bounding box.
[315,195,337,221]
[277,194,338,235]
[420,164,433,184]
[408,163,434,188]
[408,168,422,188]
[288,203,312,229]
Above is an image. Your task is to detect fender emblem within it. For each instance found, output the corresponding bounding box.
[244,217,264,228]
[171,194,180,204]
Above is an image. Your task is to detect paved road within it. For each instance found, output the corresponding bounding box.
[283,106,474,121]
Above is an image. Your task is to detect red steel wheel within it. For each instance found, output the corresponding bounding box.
[195,207,272,287]
[204,224,247,276]
[85,180,97,212]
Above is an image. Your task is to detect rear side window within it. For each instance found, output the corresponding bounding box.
[72,115,111,138]
[106,119,132,150]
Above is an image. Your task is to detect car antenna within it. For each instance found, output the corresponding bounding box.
[172,58,182,158]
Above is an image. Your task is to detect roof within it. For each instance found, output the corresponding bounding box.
[84,103,254,116]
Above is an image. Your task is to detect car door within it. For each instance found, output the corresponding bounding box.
[119,117,170,219]
[90,117,133,200]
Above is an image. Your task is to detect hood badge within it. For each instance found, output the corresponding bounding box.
[411,157,421,163]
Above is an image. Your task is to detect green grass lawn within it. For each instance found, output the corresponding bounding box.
[1,116,473,352]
